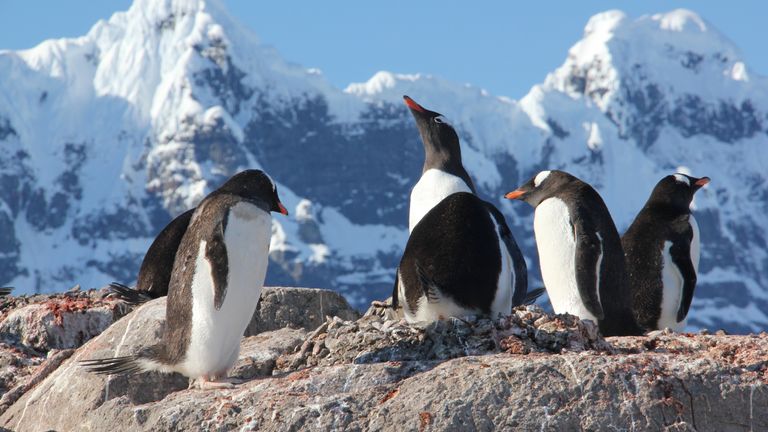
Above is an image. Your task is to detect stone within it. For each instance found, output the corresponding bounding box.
[246,287,359,335]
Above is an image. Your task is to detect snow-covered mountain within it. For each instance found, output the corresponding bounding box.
[1,1,766,332]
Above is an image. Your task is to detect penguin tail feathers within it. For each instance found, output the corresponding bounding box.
[108,282,153,305]
[522,287,546,306]
[0,287,12,297]
[79,355,147,376]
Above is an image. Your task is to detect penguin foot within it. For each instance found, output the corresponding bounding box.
[193,376,239,390]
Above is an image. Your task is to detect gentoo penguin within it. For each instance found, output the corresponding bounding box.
[110,209,195,304]
[401,95,530,306]
[393,192,528,322]
[505,170,641,336]
[81,169,288,389]
[622,173,710,332]
[403,95,476,232]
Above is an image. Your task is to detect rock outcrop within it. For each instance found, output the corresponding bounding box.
[0,287,766,431]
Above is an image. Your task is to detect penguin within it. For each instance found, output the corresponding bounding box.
[505,170,641,336]
[392,192,528,322]
[403,95,476,233]
[622,173,710,332]
[0,287,11,296]
[400,95,531,307]
[81,169,288,389]
[109,209,195,305]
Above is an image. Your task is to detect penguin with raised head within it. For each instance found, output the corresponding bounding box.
[109,209,195,304]
[505,170,641,336]
[82,169,288,389]
[622,173,710,332]
[393,192,528,322]
[403,95,476,232]
[399,95,530,309]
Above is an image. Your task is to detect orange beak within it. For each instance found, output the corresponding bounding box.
[694,177,710,187]
[278,202,289,215]
[504,190,526,200]
[403,95,425,112]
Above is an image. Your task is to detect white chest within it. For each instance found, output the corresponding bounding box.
[408,169,471,232]
[657,215,699,331]
[181,203,272,378]
[534,198,599,322]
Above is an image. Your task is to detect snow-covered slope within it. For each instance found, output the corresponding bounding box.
[1,2,766,332]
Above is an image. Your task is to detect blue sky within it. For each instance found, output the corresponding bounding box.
[0,1,765,99]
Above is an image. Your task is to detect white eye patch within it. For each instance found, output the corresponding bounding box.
[433,115,449,125]
[534,170,551,187]
[673,174,690,186]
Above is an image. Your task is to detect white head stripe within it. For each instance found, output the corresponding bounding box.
[534,170,551,187]
[673,174,690,186]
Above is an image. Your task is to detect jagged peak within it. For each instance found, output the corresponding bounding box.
[652,9,707,33]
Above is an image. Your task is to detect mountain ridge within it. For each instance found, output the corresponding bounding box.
[1,0,767,332]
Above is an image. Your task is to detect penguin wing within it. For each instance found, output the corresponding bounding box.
[670,240,697,322]
[391,269,400,310]
[415,261,441,303]
[483,203,528,306]
[574,223,605,320]
[206,208,230,310]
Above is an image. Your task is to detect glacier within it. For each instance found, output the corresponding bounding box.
[1,1,767,333]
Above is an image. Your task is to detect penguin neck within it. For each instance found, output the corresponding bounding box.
[643,198,691,219]
[422,148,476,194]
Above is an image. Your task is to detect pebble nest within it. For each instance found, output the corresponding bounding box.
[277,305,613,372]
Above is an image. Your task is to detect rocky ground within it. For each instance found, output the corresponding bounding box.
[0,287,765,431]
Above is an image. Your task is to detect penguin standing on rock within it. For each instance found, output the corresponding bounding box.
[622,173,710,332]
[394,96,530,313]
[505,170,641,336]
[109,209,195,304]
[394,192,528,322]
[82,170,288,389]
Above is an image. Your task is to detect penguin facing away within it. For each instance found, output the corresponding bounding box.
[109,208,195,305]
[622,173,710,332]
[399,95,532,307]
[393,192,528,322]
[81,170,288,389]
[505,170,641,336]
[403,95,476,233]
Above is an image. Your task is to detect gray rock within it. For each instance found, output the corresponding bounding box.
[2,289,767,431]
[246,287,359,335]
[0,302,117,351]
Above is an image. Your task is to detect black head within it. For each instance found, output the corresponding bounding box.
[646,173,710,212]
[403,95,462,168]
[504,170,580,207]
[214,169,288,215]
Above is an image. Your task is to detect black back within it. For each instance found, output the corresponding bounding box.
[403,95,476,193]
[395,192,517,315]
[622,174,707,331]
[509,170,642,336]
[135,208,194,299]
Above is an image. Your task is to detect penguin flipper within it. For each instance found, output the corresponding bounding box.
[414,262,441,303]
[206,209,230,310]
[574,226,605,320]
[670,241,697,322]
[483,202,528,306]
[523,287,546,305]
[108,282,153,305]
[391,269,400,310]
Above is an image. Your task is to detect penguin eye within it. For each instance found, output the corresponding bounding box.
[433,116,447,124]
